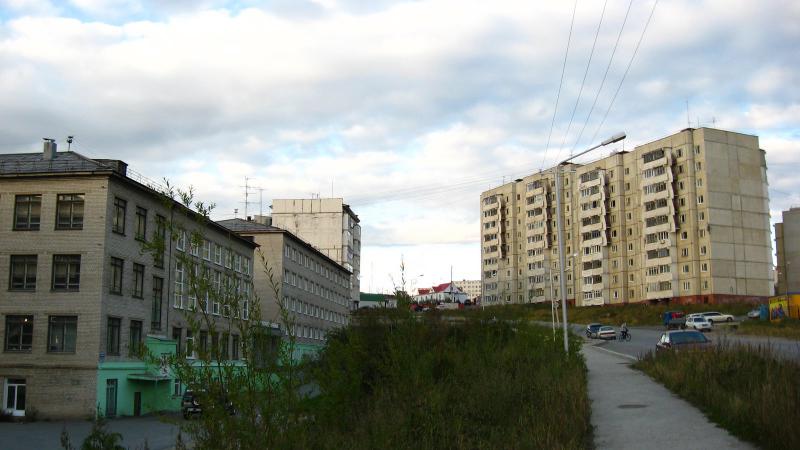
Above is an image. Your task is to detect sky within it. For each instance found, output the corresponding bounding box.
[1,0,798,293]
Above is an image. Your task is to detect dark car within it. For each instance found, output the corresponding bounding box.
[181,390,202,419]
[585,323,603,338]
[656,330,712,353]
[181,389,236,419]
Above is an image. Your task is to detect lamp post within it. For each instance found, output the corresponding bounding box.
[555,132,626,354]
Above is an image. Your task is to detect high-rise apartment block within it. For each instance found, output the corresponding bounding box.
[480,128,773,307]
[0,142,257,419]
[270,199,361,309]
[775,207,800,296]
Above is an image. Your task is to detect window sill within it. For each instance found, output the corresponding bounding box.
[8,289,36,293]
[52,289,80,293]
[3,349,32,353]
[47,351,77,354]
[55,227,83,231]
[12,228,40,232]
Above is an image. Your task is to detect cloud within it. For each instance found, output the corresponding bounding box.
[0,0,799,291]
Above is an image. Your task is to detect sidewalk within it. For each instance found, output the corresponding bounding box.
[583,344,753,450]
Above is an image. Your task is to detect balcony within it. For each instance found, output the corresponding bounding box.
[641,148,672,171]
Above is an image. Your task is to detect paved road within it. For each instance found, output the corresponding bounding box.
[0,415,184,450]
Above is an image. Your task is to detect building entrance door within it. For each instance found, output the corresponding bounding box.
[133,392,141,416]
[105,379,117,417]
[3,378,26,417]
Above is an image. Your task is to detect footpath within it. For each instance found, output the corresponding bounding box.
[583,344,753,450]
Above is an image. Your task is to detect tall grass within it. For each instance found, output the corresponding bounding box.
[297,309,591,449]
[634,344,800,450]
[739,319,800,340]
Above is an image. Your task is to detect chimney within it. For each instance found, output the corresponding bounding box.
[43,138,57,160]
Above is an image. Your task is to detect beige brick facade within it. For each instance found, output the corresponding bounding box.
[480,128,773,307]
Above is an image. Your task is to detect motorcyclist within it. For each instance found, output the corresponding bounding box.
[620,322,629,339]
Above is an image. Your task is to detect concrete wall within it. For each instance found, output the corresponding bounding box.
[775,208,800,294]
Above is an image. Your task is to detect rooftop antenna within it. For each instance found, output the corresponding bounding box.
[240,177,260,218]
[258,188,264,216]
[66,135,74,151]
[234,208,239,218]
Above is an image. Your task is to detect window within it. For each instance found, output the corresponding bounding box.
[110,257,124,295]
[172,327,182,355]
[135,207,147,241]
[56,194,84,230]
[203,240,212,260]
[696,178,703,187]
[48,316,77,353]
[14,194,41,230]
[9,255,37,291]
[199,331,208,355]
[133,263,145,298]
[681,248,689,257]
[232,335,240,360]
[152,276,163,330]
[176,229,186,252]
[174,262,185,309]
[129,320,142,357]
[683,265,690,274]
[112,197,127,234]
[221,333,229,360]
[107,317,121,355]
[154,215,166,268]
[213,244,222,265]
[701,263,708,272]
[681,231,688,240]
[186,330,194,358]
[4,315,33,351]
[243,257,251,276]
[700,246,707,256]
[52,255,80,291]
[683,281,691,290]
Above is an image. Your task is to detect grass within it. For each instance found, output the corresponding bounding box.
[444,301,755,327]
[634,344,800,450]
[737,318,800,340]
[298,309,591,449]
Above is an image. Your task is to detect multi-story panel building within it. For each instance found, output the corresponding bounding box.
[775,207,800,296]
[480,128,773,307]
[217,218,351,357]
[270,198,361,310]
[0,141,257,419]
[454,279,482,301]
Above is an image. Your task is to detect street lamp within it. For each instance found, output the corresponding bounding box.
[555,132,626,354]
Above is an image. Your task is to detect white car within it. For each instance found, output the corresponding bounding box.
[685,316,713,332]
[597,326,616,340]
[701,312,735,323]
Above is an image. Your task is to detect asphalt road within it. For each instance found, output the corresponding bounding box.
[571,322,800,361]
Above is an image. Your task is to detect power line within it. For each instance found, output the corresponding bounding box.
[556,0,609,162]
[570,0,634,155]
[540,0,579,171]
[588,0,659,147]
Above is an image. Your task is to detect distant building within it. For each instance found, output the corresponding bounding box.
[775,207,800,296]
[0,141,257,419]
[480,128,773,307]
[413,282,469,303]
[270,199,361,310]
[358,293,398,309]
[217,218,351,357]
[454,279,481,300]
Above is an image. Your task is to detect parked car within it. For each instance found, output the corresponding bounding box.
[701,311,735,323]
[656,330,712,352]
[585,323,603,338]
[597,326,616,340]
[685,316,713,332]
[747,308,761,320]
[181,389,236,419]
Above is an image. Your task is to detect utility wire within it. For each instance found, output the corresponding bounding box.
[556,0,608,162]
[570,0,634,154]
[540,0,579,171]
[588,0,659,147]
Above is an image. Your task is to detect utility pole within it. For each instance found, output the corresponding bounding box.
[555,132,626,354]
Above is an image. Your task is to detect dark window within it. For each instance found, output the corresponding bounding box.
[135,207,147,241]
[14,194,41,230]
[129,320,142,357]
[211,333,219,360]
[151,277,163,330]
[56,194,84,230]
[221,333,229,360]
[186,330,194,357]
[231,334,239,360]
[4,315,33,351]
[199,330,208,355]
[154,215,166,268]
[110,258,124,295]
[48,316,77,352]
[132,263,145,298]
[52,255,80,291]
[107,317,121,355]
[9,255,37,291]
[172,327,182,355]
[112,197,127,234]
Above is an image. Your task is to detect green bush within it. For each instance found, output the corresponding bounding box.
[298,312,590,449]
[635,344,800,450]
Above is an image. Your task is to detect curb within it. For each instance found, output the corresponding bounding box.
[587,343,638,362]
